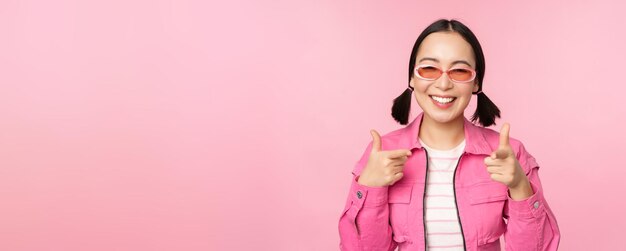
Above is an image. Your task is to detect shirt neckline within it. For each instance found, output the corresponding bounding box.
[419,138,466,156]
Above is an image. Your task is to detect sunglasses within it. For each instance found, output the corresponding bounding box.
[414,64,477,83]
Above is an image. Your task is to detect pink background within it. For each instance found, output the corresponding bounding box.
[1,0,625,250]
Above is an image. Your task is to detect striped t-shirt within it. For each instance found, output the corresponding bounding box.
[419,138,465,251]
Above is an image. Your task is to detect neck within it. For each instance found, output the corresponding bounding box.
[418,114,465,150]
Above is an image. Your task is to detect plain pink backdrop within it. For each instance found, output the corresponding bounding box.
[1,0,625,250]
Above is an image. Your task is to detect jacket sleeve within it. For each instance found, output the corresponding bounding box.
[338,141,397,251]
[503,142,561,251]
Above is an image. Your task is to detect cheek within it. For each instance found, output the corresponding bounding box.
[456,93,475,110]
[458,95,472,106]
[457,84,476,97]
[413,87,431,103]
[414,80,431,94]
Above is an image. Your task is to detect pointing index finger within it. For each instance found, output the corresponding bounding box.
[387,149,412,159]
[499,123,510,148]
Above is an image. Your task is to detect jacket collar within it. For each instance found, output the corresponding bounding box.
[401,112,493,155]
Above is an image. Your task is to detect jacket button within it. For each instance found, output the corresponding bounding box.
[356,191,363,199]
[533,201,540,209]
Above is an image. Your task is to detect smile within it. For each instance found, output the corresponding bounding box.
[430,95,457,104]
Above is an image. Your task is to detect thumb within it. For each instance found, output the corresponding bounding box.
[370,129,382,153]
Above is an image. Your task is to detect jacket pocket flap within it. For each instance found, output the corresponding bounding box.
[388,183,414,204]
[469,182,508,205]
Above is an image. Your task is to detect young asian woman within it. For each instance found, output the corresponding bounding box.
[338,19,560,251]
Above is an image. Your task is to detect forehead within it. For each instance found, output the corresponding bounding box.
[416,31,476,67]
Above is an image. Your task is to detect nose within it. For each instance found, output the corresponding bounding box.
[435,72,454,90]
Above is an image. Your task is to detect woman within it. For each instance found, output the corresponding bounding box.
[338,19,560,251]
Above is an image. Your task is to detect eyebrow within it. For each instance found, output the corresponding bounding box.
[418,57,473,67]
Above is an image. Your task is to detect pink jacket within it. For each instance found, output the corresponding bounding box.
[338,112,560,251]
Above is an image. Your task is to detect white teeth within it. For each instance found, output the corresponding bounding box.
[431,96,455,104]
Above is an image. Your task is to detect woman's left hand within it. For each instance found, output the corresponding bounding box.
[484,123,533,199]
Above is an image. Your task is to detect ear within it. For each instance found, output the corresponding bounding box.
[409,78,415,89]
[472,81,479,92]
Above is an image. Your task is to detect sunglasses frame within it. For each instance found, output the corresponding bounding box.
[414,64,477,84]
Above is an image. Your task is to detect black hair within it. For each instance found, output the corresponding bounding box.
[391,18,500,127]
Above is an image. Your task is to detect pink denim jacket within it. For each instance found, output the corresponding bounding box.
[338,112,560,250]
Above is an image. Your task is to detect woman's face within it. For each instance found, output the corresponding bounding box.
[410,31,480,124]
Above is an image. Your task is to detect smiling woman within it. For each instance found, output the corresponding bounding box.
[338,19,560,251]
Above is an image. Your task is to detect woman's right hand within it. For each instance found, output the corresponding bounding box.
[357,129,412,187]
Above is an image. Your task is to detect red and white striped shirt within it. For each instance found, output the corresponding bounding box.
[420,138,465,251]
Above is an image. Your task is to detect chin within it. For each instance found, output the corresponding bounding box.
[426,110,462,123]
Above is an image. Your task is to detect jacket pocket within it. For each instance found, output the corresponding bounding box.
[469,181,507,247]
[388,183,414,243]
[469,181,507,205]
